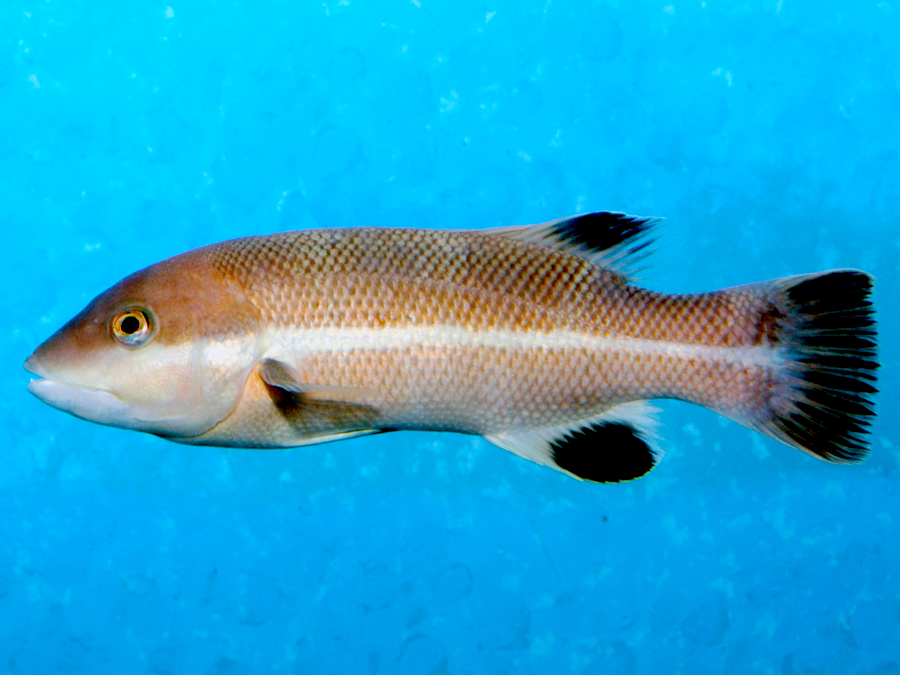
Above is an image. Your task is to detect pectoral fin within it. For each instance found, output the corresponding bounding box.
[484,401,661,483]
[258,358,383,435]
[259,358,377,404]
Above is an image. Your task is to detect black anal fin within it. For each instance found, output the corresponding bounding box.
[485,402,660,483]
[550,421,658,483]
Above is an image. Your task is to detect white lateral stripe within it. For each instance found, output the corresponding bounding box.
[265,326,780,368]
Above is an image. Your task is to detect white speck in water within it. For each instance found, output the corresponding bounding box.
[711,66,733,86]
[29,74,40,88]
[662,514,688,544]
[440,91,458,112]
[575,194,587,212]
[164,6,174,18]
[664,4,674,13]
[486,11,495,21]
[751,433,770,460]
[215,457,232,484]
[359,464,381,479]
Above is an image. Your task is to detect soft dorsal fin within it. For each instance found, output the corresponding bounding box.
[488,211,659,278]
[484,401,661,483]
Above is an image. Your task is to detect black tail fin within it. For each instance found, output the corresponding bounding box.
[754,270,878,463]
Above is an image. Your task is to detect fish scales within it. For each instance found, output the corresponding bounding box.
[207,227,752,344]
[25,213,878,482]
[190,228,773,441]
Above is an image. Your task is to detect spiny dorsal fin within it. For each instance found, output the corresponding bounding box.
[484,401,661,483]
[488,211,659,278]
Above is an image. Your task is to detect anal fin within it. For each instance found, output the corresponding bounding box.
[485,401,660,483]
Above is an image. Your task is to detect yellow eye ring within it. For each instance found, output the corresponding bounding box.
[111,309,155,347]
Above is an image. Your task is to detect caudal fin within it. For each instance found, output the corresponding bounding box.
[752,270,878,463]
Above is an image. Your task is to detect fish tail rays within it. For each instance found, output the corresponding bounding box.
[727,270,878,463]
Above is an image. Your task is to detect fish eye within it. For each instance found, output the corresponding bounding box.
[111,309,155,348]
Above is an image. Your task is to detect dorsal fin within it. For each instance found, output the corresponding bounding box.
[484,401,661,483]
[488,211,659,278]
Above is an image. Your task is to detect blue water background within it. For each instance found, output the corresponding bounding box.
[2,1,899,673]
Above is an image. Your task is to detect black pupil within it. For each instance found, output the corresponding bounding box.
[120,315,142,335]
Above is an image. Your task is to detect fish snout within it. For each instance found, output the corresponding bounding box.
[24,352,49,402]
[24,352,49,379]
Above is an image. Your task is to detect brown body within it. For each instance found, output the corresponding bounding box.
[192,227,768,446]
[25,213,877,482]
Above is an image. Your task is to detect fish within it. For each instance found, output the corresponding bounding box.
[24,212,878,483]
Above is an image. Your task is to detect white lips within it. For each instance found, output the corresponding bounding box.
[25,355,117,421]
[26,377,151,430]
[25,352,164,432]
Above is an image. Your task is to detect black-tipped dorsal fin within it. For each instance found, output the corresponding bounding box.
[484,401,661,483]
[488,212,659,278]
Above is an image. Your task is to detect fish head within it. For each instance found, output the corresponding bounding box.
[24,251,262,439]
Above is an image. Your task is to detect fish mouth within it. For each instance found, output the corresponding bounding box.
[26,376,123,414]
[24,374,154,434]
[24,353,111,398]
[23,353,49,379]
[23,352,203,435]
[24,352,126,424]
